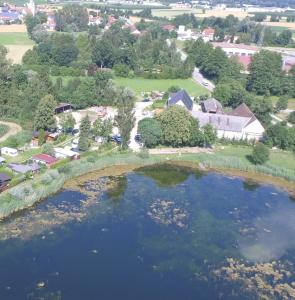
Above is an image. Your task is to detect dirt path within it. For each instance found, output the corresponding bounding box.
[0,121,22,143]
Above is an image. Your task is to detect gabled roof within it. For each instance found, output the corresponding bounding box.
[33,154,58,164]
[168,89,193,111]
[201,98,223,113]
[229,103,257,124]
[192,111,251,132]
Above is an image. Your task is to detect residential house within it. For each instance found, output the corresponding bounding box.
[192,103,265,140]
[202,27,215,42]
[0,173,11,192]
[8,163,40,175]
[166,89,194,111]
[177,25,198,41]
[201,98,223,114]
[161,24,176,33]
[31,154,58,168]
[1,147,18,157]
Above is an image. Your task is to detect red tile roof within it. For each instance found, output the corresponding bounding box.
[236,55,252,70]
[33,154,58,164]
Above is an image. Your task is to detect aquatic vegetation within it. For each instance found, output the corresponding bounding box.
[213,258,295,300]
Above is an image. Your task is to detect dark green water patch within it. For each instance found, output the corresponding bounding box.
[0,164,294,299]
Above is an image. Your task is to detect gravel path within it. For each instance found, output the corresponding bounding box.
[0,121,22,143]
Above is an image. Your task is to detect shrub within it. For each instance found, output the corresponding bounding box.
[251,143,270,165]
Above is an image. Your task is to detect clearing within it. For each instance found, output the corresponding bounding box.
[114,77,209,97]
[0,31,34,64]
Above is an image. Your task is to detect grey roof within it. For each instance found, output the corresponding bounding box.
[192,111,251,132]
[201,98,223,113]
[8,163,40,174]
[167,90,193,111]
[0,173,10,182]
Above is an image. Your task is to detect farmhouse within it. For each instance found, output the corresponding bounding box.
[166,89,193,111]
[0,173,11,192]
[193,103,265,140]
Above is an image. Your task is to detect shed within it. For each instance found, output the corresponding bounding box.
[8,163,40,174]
[0,173,11,192]
[54,147,80,160]
[32,154,58,168]
[55,103,73,114]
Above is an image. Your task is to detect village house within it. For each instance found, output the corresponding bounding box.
[192,103,265,140]
[31,154,58,168]
[166,89,194,111]
[202,27,215,42]
[212,42,258,57]
[0,173,11,192]
[8,163,40,175]
[166,89,264,141]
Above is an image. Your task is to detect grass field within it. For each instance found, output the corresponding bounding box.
[0,124,8,139]
[217,145,295,172]
[270,96,295,110]
[0,32,34,45]
[114,77,209,97]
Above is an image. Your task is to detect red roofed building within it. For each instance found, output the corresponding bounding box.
[32,154,58,168]
[202,27,215,42]
[161,24,175,32]
[236,55,252,71]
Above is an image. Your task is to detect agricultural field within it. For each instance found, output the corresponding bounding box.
[0,29,34,64]
[114,77,209,97]
[152,7,251,20]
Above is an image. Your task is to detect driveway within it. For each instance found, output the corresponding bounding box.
[129,102,152,152]
[0,121,22,143]
[192,68,215,92]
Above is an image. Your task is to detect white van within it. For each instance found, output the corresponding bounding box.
[1,147,18,157]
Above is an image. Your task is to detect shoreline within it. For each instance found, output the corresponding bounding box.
[0,153,294,221]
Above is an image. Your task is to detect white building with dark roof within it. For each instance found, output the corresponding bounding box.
[193,103,265,140]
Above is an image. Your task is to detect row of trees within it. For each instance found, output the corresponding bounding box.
[138,106,217,148]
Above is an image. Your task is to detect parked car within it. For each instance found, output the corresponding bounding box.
[111,135,122,144]
[72,129,79,136]
[134,134,142,143]
[142,98,150,102]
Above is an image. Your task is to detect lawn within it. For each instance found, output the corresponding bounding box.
[0,32,34,45]
[217,145,295,172]
[114,77,209,97]
[270,96,295,110]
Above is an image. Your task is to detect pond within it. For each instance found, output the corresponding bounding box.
[0,164,295,300]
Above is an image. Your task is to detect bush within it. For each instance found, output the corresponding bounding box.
[288,111,295,124]
[138,118,162,148]
[251,143,270,165]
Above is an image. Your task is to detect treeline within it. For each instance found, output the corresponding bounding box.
[24,16,192,79]
[210,0,295,8]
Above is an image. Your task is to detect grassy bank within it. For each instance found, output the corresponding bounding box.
[0,147,294,220]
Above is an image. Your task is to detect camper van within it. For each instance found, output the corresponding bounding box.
[1,147,18,157]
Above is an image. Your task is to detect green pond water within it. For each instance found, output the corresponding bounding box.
[0,164,295,300]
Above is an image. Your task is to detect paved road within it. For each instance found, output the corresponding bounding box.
[0,121,22,143]
[167,39,215,93]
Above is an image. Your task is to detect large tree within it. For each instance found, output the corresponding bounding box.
[115,88,135,149]
[247,50,283,95]
[138,118,162,148]
[78,115,91,151]
[34,95,57,131]
[156,105,199,147]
